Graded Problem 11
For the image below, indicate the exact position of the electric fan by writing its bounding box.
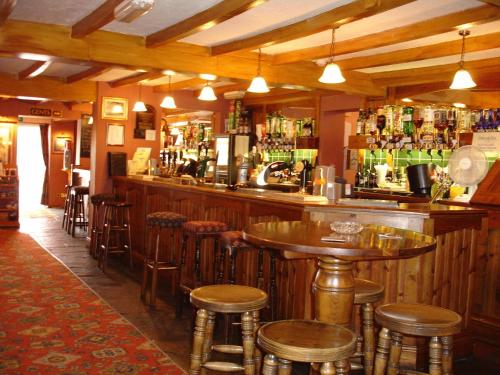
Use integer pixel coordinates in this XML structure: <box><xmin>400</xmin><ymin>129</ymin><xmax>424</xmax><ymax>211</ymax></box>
<box><xmin>447</xmin><ymin>145</ymin><xmax>489</xmax><ymax>202</ymax></box>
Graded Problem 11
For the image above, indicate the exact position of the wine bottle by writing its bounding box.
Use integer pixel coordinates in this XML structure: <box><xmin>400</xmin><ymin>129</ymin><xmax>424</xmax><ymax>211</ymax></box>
<box><xmin>402</xmin><ymin>106</ymin><xmax>414</xmax><ymax>141</ymax></box>
<box><xmin>356</xmin><ymin>109</ymin><xmax>365</xmax><ymax>135</ymax></box>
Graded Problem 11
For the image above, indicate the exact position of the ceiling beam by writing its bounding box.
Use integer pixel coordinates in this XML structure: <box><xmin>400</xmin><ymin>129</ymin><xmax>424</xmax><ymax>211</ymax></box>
<box><xmin>17</xmin><ymin>61</ymin><xmax>51</xmax><ymax>79</ymax></box>
<box><xmin>479</xmin><ymin>1</ymin><xmax>500</xmax><ymax>7</ymax></box>
<box><xmin>0</xmin><ymin>20</ymin><xmax>383</xmax><ymax>96</ymax></box>
<box><xmin>109</xmin><ymin>71</ymin><xmax>165</xmax><ymax>88</ymax></box>
<box><xmin>65</xmin><ymin>65</ymin><xmax>111</xmax><ymax>84</ymax></box>
<box><xmin>414</xmin><ymin>90</ymin><xmax>500</xmax><ymax>109</ymax></box>
<box><xmin>71</xmin><ymin>0</ymin><xmax>125</xmax><ymax>38</ymax></box>
<box><xmin>0</xmin><ymin>0</ymin><xmax>17</xmax><ymax>26</ymax></box>
<box><xmin>243</xmin><ymin>91</ymin><xmax>316</xmax><ymax>106</ymax></box>
<box><xmin>213</xmin><ymin>83</ymin><xmax>249</xmax><ymax>95</ymax></box>
<box><xmin>153</xmin><ymin>77</ymin><xmax>208</xmax><ymax>92</ymax></box>
<box><xmin>273</xmin><ymin>4</ymin><xmax>500</xmax><ymax>65</ymax></box>
<box><xmin>211</xmin><ymin>0</ymin><xmax>415</xmax><ymax>56</ymax></box>
<box><xmin>146</xmin><ymin>0</ymin><xmax>267</xmax><ymax>48</ymax></box>
<box><xmin>337</xmin><ymin>31</ymin><xmax>500</xmax><ymax>71</ymax></box>
<box><xmin>0</xmin><ymin>72</ymin><xmax>96</xmax><ymax>102</ymax></box>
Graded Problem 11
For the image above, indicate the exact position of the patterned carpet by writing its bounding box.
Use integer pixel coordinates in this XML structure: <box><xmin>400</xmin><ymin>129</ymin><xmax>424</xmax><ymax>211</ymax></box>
<box><xmin>0</xmin><ymin>230</ymin><xmax>185</xmax><ymax>374</ymax></box>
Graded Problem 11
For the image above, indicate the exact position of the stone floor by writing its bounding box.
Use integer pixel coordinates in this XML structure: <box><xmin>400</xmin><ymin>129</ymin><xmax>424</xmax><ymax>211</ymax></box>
<box><xmin>18</xmin><ymin>208</ymin><xmax>499</xmax><ymax>375</ymax></box>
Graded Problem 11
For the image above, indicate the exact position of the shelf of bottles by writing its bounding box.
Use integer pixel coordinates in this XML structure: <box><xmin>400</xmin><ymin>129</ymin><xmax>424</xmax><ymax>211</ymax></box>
<box><xmin>352</xmin><ymin>105</ymin><xmax>500</xmax><ymax>152</ymax></box>
<box><xmin>0</xmin><ymin>170</ymin><xmax>19</xmax><ymax>227</ymax></box>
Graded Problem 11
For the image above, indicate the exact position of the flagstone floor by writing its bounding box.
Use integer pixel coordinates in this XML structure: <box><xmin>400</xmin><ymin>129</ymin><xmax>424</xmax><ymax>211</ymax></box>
<box><xmin>18</xmin><ymin>208</ymin><xmax>499</xmax><ymax>375</ymax></box>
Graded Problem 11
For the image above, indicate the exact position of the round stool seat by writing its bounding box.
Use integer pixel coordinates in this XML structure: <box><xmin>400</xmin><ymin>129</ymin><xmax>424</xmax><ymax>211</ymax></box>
<box><xmin>258</xmin><ymin>320</ymin><xmax>356</xmax><ymax>363</ymax></box>
<box><xmin>183</xmin><ymin>220</ymin><xmax>228</xmax><ymax>233</ymax></box>
<box><xmin>190</xmin><ymin>284</ymin><xmax>268</xmax><ymax>313</ymax></box>
<box><xmin>354</xmin><ymin>278</ymin><xmax>384</xmax><ymax>304</ymax></box>
<box><xmin>146</xmin><ymin>211</ymin><xmax>187</xmax><ymax>228</ymax></box>
<box><xmin>375</xmin><ymin>303</ymin><xmax>462</xmax><ymax>337</ymax></box>
<box><xmin>90</xmin><ymin>193</ymin><xmax>115</xmax><ymax>204</ymax></box>
<box><xmin>72</xmin><ymin>186</ymin><xmax>89</xmax><ymax>194</ymax></box>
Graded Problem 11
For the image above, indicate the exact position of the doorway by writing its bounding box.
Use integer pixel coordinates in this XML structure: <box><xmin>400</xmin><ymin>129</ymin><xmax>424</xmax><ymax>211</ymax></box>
<box><xmin>16</xmin><ymin>124</ymin><xmax>47</xmax><ymax>216</ymax></box>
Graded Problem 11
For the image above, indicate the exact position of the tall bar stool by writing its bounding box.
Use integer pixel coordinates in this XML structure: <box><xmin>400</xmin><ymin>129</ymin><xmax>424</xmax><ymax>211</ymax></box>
<box><xmin>258</xmin><ymin>320</ymin><xmax>356</xmax><ymax>375</ymax></box>
<box><xmin>61</xmin><ymin>184</ymin><xmax>73</xmax><ymax>230</ymax></box>
<box><xmin>141</xmin><ymin>211</ymin><xmax>187</xmax><ymax>307</ymax></box>
<box><xmin>89</xmin><ymin>193</ymin><xmax>115</xmax><ymax>259</ymax></box>
<box><xmin>68</xmin><ymin>186</ymin><xmax>89</xmax><ymax>237</ymax></box>
<box><xmin>353</xmin><ymin>278</ymin><xmax>385</xmax><ymax>375</ymax></box>
<box><xmin>177</xmin><ymin>220</ymin><xmax>228</xmax><ymax>316</ymax></box>
<box><xmin>98</xmin><ymin>201</ymin><xmax>133</xmax><ymax>272</ymax></box>
<box><xmin>373</xmin><ymin>303</ymin><xmax>462</xmax><ymax>375</ymax></box>
<box><xmin>189</xmin><ymin>284</ymin><xmax>268</xmax><ymax>375</ymax></box>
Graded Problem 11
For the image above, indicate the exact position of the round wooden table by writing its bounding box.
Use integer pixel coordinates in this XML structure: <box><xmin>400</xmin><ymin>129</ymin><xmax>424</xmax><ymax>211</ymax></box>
<box><xmin>242</xmin><ymin>221</ymin><xmax>436</xmax><ymax>326</ymax></box>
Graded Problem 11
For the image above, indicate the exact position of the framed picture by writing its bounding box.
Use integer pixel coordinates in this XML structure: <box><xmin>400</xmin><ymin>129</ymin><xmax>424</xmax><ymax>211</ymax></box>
<box><xmin>106</xmin><ymin>123</ymin><xmax>125</xmax><ymax>146</ymax></box>
<box><xmin>101</xmin><ymin>97</ymin><xmax>128</xmax><ymax>120</ymax></box>
<box><xmin>53</xmin><ymin>136</ymin><xmax>71</xmax><ymax>153</ymax></box>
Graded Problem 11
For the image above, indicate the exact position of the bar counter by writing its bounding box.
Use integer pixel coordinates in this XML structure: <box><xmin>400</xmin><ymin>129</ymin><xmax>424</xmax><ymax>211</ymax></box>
<box><xmin>113</xmin><ymin>176</ymin><xmax>487</xmax><ymax>362</ymax></box>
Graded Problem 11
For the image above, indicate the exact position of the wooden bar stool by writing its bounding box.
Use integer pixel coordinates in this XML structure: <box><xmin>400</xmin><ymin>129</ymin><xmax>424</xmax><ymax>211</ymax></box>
<box><xmin>61</xmin><ymin>184</ymin><xmax>73</xmax><ymax>230</ymax></box>
<box><xmin>373</xmin><ymin>303</ymin><xmax>462</xmax><ymax>375</ymax></box>
<box><xmin>141</xmin><ymin>211</ymin><xmax>187</xmax><ymax>307</ymax></box>
<box><xmin>257</xmin><ymin>320</ymin><xmax>356</xmax><ymax>375</ymax></box>
<box><xmin>354</xmin><ymin>278</ymin><xmax>385</xmax><ymax>375</ymax></box>
<box><xmin>98</xmin><ymin>201</ymin><xmax>133</xmax><ymax>272</ymax></box>
<box><xmin>189</xmin><ymin>284</ymin><xmax>268</xmax><ymax>375</ymax></box>
<box><xmin>89</xmin><ymin>193</ymin><xmax>115</xmax><ymax>259</ymax></box>
<box><xmin>68</xmin><ymin>186</ymin><xmax>89</xmax><ymax>237</ymax></box>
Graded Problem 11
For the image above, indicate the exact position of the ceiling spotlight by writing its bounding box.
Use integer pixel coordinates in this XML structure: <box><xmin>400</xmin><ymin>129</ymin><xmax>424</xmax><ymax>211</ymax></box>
<box><xmin>115</xmin><ymin>0</ymin><xmax>155</xmax><ymax>23</ymax></box>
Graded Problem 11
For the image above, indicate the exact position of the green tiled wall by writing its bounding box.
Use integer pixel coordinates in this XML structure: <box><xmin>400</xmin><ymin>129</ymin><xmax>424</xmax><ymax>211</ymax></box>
<box><xmin>265</xmin><ymin>149</ymin><xmax>318</xmax><ymax>165</ymax></box>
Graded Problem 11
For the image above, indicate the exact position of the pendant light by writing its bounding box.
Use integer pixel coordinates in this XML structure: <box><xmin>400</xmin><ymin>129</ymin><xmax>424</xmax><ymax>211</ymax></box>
<box><xmin>449</xmin><ymin>29</ymin><xmax>476</xmax><ymax>90</ymax></box>
<box><xmin>132</xmin><ymin>83</ymin><xmax>147</xmax><ymax>112</ymax></box>
<box><xmin>247</xmin><ymin>49</ymin><xmax>269</xmax><ymax>93</ymax></box>
<box><xmin>319</xmin><ymin>28</ymin><xmax>345</xmax><ymax>84</ymax></box>
<box><xmin>160</xmin><ymin>74</ymin><xmax>177</xmax><ymax>109</ymax></box>
<box><xmin>198</xmin><ymin>82</ymin><xmax>217</xmax><ymax>101</ymax></box>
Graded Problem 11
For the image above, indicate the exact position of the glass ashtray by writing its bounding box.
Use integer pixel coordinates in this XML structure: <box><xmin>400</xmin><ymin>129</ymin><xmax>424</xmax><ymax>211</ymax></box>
<box><xmin>330</xmin><ymin>221</ymin><xmax>363</xmax><ymax>235</ymax></box>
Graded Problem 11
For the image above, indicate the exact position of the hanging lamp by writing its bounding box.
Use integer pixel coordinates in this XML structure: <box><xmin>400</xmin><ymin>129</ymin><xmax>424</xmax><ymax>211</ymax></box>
<box><xmin>449</xmin><ymin>29</ymin><xmax>476</xmax><ymax>90</ymax></box>
<box><xmin>198</xmin><ymin>82</ymin><xmax>217</xmax><ymax>101</ymax></box>
<box><xmin>319</xmin><ymin>28</ymin><xmax>345</xmax><ymax>84</ymax></box>
<box><xmin>132</xmin><ymin>83</ymin><xmax>147</xmax><ymax>112</ymax></box>
<box><xmin>160</xmin><ymin>74</ymin><xmax>177</xmax><ymax>109</ymax></box>
<box><xmin>247</xmin><ymin>49</ymin><xmax>270</xmax><ymax>93</ymax></box>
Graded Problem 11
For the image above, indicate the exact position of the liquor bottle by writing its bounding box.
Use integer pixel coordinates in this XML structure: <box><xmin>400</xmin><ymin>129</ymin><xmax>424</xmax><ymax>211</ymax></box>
<box><xmin>356</xmin><ymin>109</ymin><xmax>365</xmax><ymax>135</ymax></box>
<box><xmin>376</xmin><ymin>107</ymin><xmax>386</xmax><ymax>141</ymax></box>
<box><xmin>402</xmin><ymin>106</ymin><xmax>414</xmax><ymax>142</ymax></box>
<box><xmin>422</xmin><ymin>106</ymin><xmax>435</xmax><ymax>143</ymax></box>
<box><xmin>385</xmin><ymin>105</ymin><xmax>395</xmax><ymax>137</ymax></box>
<box><xmin>486</xmin><ymin>109</ymin><xmax>494</xmax><ymax>131</ymax></box>
<box><xmin>495</xmin><ymin>108</ymin><xmax>500</xmax><ymax>131</ymax></box>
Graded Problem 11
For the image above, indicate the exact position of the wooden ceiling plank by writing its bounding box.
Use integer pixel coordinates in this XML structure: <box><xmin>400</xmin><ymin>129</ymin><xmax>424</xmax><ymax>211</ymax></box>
<box><xmin>0</xmin><ymin>0</ymin><xmax>17</xmax><ymax>26</ymax></box>
<box><xmin>211</xmin><ymin>0</ymin><xmax>415</xmax><ymax>56</ymax></box>
<box><xmin>0</xmin><ymin>72</ymin><xmax>96</xmax><ymax>102</ymax></box>
<box><xmin>146</xmin><ymin>0</ymin><xmax>267</xmax><ymax>48</ymax></box>
<box><xmin>273</xmin><ymin>4</ymin><xmax>500</xmax><ymax>65</ymax></box>
<box><xmin>109</xmin><ymin>71</ymin><xmax>165</xmax><ymax>88</ymax></box>
<box><xmin>0</xmin><ymin>20</ymin><xmax>383</xmax><ymax>96</ymax></box>
<box><xmin>479</xmin><ymin>1</ymin><xmax>500</xmax><ymax>7</ymax></box>
<box><xmin>65</xmin><ymin>65</ymin><xmax>111</xmax><ymax>84</ymax></box>
<box><xmin>337</xmin><ymin>32</ymin><xmax>500</xmax><ymax>71</ymax></box>
<box><xmin>17</xmin><ymin>61</ymin><xmax>50</xmax><ymax>79</ymax></box>
<box><xmin>393</xmin><ymin>82</ymin><xmax>451</xmax><ymax>99</ymax></box>
<box><xmin>153</xmin><ymin>77</ymin><xmax>208</xmax><ymax>92</ymax></box>
<box><xmin>243</xmin><ymin>91</ymin><xmax>316</xmax><ymax>106</ymax></box>
<box><xmin>71</xmin><ymin>0</ymin><xmax>125</xmax><ymax>38</ymax></box>
<box><xmin>213</xmin><ymin>83</ymin><xmax>249</xmax><ymax>95</ymax></box>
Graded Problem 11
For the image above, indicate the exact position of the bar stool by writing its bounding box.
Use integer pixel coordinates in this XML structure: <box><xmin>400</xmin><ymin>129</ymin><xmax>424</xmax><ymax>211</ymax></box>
<box><xmin>258</xmin><ymin>320</ymin><xmax>356</xmax><ymax>375</ymax></box>
<box><xmin>141</xmin><ymin>211</ymin><xmax>187</xmax><ymax>307</ymax></box>
<box><xmin>373</xmin><ymin>303</ymin><xmax>462</xmax><ymax>375</ymax></box>
<box><xmin>98</xmin><ymin>201</ymin><xmax>133</xmax><ymax>272</ymax></box>
<box><xmin>89</xmin><ymin>193</ymin><xmax>115</xmax><ymax>259</ymax></box>
<box><xmin>68</xmin><ymin>186</ymin><xmax>89</xmax><ymax>237</ymax></box>
<box><xmin>189</xmin><ymin>284</ymin><xmax>268</xmax><ymax>375</ymax></box>
<box><xmin>353</xmin><ymin>278</ymin><xmax>385</xmax><ymax>375</ymax></box>
<box><xmin>61</xmin><ymin>184</ymin><xmax>73</xmax><ymax>230</ymax></box>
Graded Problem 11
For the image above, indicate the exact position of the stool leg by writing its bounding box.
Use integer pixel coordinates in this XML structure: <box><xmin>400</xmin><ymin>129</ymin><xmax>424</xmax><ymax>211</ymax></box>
<box><xmin>125</xmin><ymin>207</ymin><xmax>133</xmax><ymax>270</ymax></box>
<box><xmin>150</xmin><ymin>233</ymin><xmax>161</xmax><ymax>307</ymax></box>
<box><xmin>277</xmin><ymin>359</ymin><xmax>291</xmax><ymax>375</ymax></box>
<box><xmin>257</xmin><ymin>248</ymin><xmax>264</xmax><ymax>290</ymax></box>
<box><xmin>141</xmin><ymin>228</ymin><xmax>153</xmax><ymax>301</ymax></box>
<box><xmin>241</xmin><ymin>311</ymin><xmax>256</xmax><ymax>375</ymax></box>
<box><xmin>269</xmin><ymin>252</ymin><xmax>277</xmax><ymax>321</ymax></box>
<box><xmin>194</xmin><ymin>236</ymin><xmax>202</xmax><ymax>285</ymax></box>
<box><xmin>201</xmin><ymin>311</ymin><xmax>216</xmax><ymax>363</ymax></box>
<box><xmin>441</xmin><ymin>336</ymin><xmax>453</xmax><ymax>375</ymax></box>
<box><xmin>252</xmin><ymin>310</ymin><xmax>262</xmax><ymax>373</ymax></box>
<box><xmin>362</xmin><ymin>302</ymin><xmax>375</xmax><ymax>375</ymax></box>
<box><xmin>429</xmin><ymin>336</ymin><xmax>443</xmax><ymax>375</ymax></box>
<box><xmin>190</xmin><ymin>309</ymin><xmax>208</xmax><ymax>375</ymax></box>
<box><xmin>212</xmin><ymin>238</ymin><xmax>219</xmax><ymax>284</ymax></box>
<box><xmin>229</xmin><ymin>247</ymin><xmax>238</xmax><ymax>284</ymax></box>
<box><xmin>262</xmin><ymin>354</ymin><xmax>278</xmax><ymax>375</ymax></box>
<box><xmin>217</xmin><ymin>243</ymin><xmax>226</xmax><ymax>284</ymax></box>
<box><xmin>333</xmin><ymin>359</ymin><xmax>350</xmax><ymax>375</ymax></box>
<box><xmin>176</xmin><ymin>234</ymin><xmax>188</xmax><ymax>318</ymax></box>
<box><xmin>320</xmin><ymin>362</ymin><xmax>335</xmax><ymax>375</ymax></box>
<box><xmin>387</xmin><ymin>331</ymin><xmax>403</xmax><ymax>375</ymax></box>
<box><xmin>374</xmin><ymin>327</ymin><xmax>391</xmax><ymax>375</ymax></box>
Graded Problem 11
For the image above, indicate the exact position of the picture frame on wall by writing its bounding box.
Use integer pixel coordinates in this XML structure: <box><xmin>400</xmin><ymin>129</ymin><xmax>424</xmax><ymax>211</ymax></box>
<box><xmin>53</xmin><ymin>136</ymin><xmax>71</xmax><ymax>153</ymax></box>
<box><xmin>101</xmin><ymin>97</ymin><xmax>128</xmax><ymax>120</ymax></box>
<box><xmin>106</xmin><ymin>123</ymin><xmax>125</xmax><ymax>146</ymax></box>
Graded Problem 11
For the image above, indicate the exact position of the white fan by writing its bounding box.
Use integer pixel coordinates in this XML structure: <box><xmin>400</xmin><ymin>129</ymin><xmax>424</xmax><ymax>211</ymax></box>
<box><xmin>448</xmin><ymin>145</ymin><xmax>489</xmax><ymax>201</ymax></box>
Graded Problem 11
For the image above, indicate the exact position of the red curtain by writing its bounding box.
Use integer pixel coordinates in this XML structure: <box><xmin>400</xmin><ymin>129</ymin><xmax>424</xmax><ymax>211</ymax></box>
<box><xmin>39</xmin><ymin>125</ymin><xmax>49</xmax><ymax>205</ymax></box>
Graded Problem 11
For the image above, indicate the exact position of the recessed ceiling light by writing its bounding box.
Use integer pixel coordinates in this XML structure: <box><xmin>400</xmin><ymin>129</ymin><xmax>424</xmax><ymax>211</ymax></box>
<box><xmin>163</xmin><ymin>70</ymin><xmax>176</xmax><ymax>76</ymax></box>
<box><xmin>17</xmin><ymin>96</ymin><xmax>49</xmax><ymax>101</ymax></box>
<box><xmin>200</xmin><ymin>73</ymin><xmax>217</xmax><ymax>81</ymax></box>
<box><xmin>18</xmin><ymin>53</ymin><xmax>51</xmax><ymax>61</ymax></box>
<box><xmin>401</xmin><ymin>98</ymin><xmax>413</xmax><ymax>103</ymax></box>
<box><xmin>453</xmin><ymin>102</ymin><xmax>466</xmax><ymax>108</ymax></box>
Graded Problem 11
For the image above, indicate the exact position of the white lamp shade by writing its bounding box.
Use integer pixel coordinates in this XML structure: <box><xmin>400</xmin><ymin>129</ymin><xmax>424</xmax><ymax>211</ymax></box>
<box><xmin>198</xmin><ymin>85</ymin><xmax>217</xmax><ymax>101</ymax></box>
<box><xmin>160</xmin><ymin>95</ymin><xmax>177</xmax><ymax>109</ymax></box>
<box><xmin>319</xmin><ymin>62</ymin><xmax>346</xmax><ymax>84</ymax></box>
<box><xmin>132</xmin><ymin>100</ymin><xmax>147</xmax><ymax>112</ymax></box>
<box><xmin>247</xmin><ymin>76</ymin><xmax>270</xmax><ymax>93</ymax></box>
<box><xmin>169</xmin><ymin>127</ymin><xmax>180</xmax><ymax>135</ymax></box>
<box><xmin>87</xmin><ymin>115</ymin><xmax>94</xmax><ymax>125</ymax></box>
<box><xmin>449</xmin><ymin>69</ymin><xmax>476</xmax><ymax>89</ymax></box>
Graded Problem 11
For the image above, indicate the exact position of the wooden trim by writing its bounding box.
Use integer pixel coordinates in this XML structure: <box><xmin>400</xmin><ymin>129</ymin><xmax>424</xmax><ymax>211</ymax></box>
<box><xmin>211</xmin><ymin>0</ymin><xmax>415</xmax><ymax>56</ymax></box>
<box><xmin>65</xmin><ymin>65</ymin><xmax>110</xmax><ymax>84</ymax></box>
<box><xmin>71</xmin><ymin>0</ymin><xmax>125</xmax><ymax>38</ymax></box>
<box><xmin>17</xmin><ymin>61</ymin><xmax>50</xmax><ymax>79</ymax></box>
<box><xmin>273</xmin><ymin>5</ymin><xmax>500</xmax><ymax>64</ymax></box>
<box><xmin>109</xmin><ymin>71</ymin><xmax>164</xmax><ymax>88</ymax></box>
<box><xmin>0</xmin><ymin>0</ymin><xmax>16</xmax><ymax>26</ymax></box>
<box><xmin>146</xmin><ymin>0</ymin><xmax>267</xmax><ymax>48</ymax></box>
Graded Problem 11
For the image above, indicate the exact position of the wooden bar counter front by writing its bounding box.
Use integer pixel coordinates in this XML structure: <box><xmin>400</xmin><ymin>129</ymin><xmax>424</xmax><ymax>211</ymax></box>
<box><xmin>113</xmin><ymin>176</ymin><xmax>487</xmax><ymax>364</ymax></box>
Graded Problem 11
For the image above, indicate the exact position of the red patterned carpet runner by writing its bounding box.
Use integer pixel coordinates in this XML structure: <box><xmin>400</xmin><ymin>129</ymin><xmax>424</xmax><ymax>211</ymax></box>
<box><xmin>0</xmin><ymin>230</ymin><xmax>184</xmax><ymax>374</ymax></box>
